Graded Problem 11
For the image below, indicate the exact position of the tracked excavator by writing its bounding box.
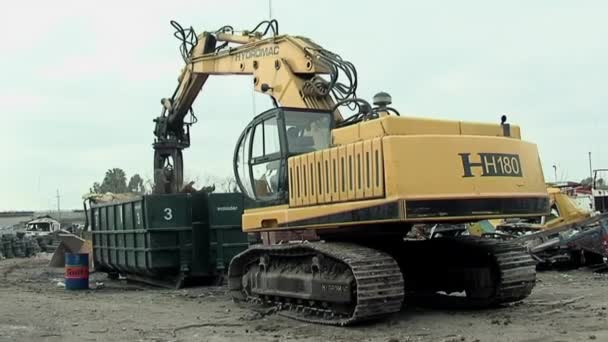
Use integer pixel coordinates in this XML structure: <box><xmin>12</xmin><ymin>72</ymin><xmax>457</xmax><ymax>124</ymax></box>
<box><xmin>153</xmin><ymin>20</ymin><xmax>550</xmax><ymax>325</ymax></box>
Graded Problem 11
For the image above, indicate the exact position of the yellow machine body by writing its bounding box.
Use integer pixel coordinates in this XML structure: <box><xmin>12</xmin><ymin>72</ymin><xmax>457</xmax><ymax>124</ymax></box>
<box><xmin>243</xmin><ymin>115</ymin><xmax>548</xmax><ymax>232</ymax></box>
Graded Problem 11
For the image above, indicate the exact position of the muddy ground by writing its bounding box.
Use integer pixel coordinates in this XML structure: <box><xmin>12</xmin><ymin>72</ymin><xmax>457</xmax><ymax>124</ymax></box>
<box><xmin>0</xmin><ymin>256</ymin><xmax>607</xmax><ymax>342</ymax></box>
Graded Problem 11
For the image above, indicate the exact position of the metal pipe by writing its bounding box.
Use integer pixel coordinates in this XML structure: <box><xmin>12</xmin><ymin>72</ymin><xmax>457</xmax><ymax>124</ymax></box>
<box><xmin>589</xmin><ymin>151</ymin><xmax>593</xmax><ymax>180</ymax></box>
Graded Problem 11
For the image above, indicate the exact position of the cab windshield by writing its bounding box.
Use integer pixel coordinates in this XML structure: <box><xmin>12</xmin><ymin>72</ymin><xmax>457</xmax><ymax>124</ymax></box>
<box><xmin>284</xmin><ymin>110</ymin><xmax>331</xmax><ymax>154</ymax></box>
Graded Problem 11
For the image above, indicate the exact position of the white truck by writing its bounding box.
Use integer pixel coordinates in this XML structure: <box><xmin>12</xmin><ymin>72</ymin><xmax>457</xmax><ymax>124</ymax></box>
<box><xmin>24</xmin><ymin>216</ymin><xmax>61</xmax><ymax>237</ymax></box>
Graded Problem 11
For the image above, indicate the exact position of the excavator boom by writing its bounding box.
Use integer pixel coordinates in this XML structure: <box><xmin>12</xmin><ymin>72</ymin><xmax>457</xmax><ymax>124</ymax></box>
<box><xmin>153</xmin><ymin>21</ymin><xmax>355</xmax><ymax>193</ymax></box>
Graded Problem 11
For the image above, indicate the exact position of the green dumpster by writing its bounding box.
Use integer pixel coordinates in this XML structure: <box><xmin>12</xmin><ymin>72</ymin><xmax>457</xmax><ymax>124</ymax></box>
<box><xmin>89</xmin><ymin>192</ymin><xmax>249</xmax><ymax>287</ymax></box>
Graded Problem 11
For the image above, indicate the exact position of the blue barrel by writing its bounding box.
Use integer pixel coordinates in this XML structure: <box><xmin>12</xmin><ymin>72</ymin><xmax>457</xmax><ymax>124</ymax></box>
<box><xmin>65</xmin><ymin>253</ymin><xmax>89</xmax><ymax>290</ymax></box>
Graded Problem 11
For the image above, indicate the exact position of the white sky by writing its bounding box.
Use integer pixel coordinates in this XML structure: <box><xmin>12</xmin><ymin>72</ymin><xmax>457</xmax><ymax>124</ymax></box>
<box><xmin>1</xmin><ymin>0</ymin><xmax>607</xmax><ymax>210</ymax></box>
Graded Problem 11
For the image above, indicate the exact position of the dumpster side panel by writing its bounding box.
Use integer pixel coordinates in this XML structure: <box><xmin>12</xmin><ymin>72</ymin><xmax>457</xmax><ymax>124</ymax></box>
<box><xmin>133</xmin><ymin>201</ymin><xmax>146</xmax><ymax>270</ymax></box>
<box><xmin>191</xmin><ymin>193</ymin><xmax>211</xmax><ymax>275</ymax></box>
<box><xmin>124</xmin><ymin>202</ymin><xmax>136</xmax><ymax>271</ymax></box>
<box><xmin>108</xmin><ymin>205</ymin><xmax>117</xmax><ymax>268</ymax></box>
<box><xmin>101</xmin><ymin>206</ymin><xmax>107</xmax><ymax>266</ymax></box>
<box><xmin>116</xmin><ymin>204</ymin><xmax>126</xmax><ymax>269</ymax></box>
<box><xmin>91</xmin><ymin>195</ymin><xmax>192</xmax><ymax>277</ymax></box>
<box><xmin>208</xmin><ymin>193</ymin><xmax>249</xmax><ymax>273</ymax></box>
<box><xmin>144</xmin><ymin>194</ymin><xmax>192</xmax><ymax>271</ymax></box>
<box><xmin>91</xmin><ymin>207</ymin><xmax>103</xmax><ymax>270</ymax></box>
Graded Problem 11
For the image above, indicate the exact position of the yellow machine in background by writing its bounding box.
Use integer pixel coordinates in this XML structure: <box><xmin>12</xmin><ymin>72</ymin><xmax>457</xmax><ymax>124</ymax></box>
<box><xmin>154</xmin><ymin>20</ymin><xmax>549</xmax><ymax>325</ymax></box>
<box><xmin>489</xmin><ymin>187</ymin><xmax>593</xmax><ymax>236</ymax></box>
<box><xmin>543</xmin><ymin>188</ymin><xmax>593</xmax><ymax>228</ymax></box>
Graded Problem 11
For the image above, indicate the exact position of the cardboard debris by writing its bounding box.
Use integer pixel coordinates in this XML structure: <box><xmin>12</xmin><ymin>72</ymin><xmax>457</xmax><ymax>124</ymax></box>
<box><xmin>49</xmin><ymin>233</ymin><xmax>93</xmax><ymax>269</ymax></box>
<box><xmin>83</xmin><ymin>192</ymin><xmax>139</xmax><ymax>204</ymax></box>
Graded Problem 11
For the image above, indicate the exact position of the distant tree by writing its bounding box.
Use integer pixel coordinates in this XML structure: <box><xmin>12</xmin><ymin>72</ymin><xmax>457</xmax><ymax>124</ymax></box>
<box><xmin>90</xmin><ymin>171</ymin><xmax>237</xmax><ymax>195</ymax></box>
<box><xmin>90</xmin><ymin>168</ymin><xmax>128</xmax><ymax>194</ymax></box>
<box><xmin>102</xmin><ymin>168</ymin><xmax>128</xmax><ymax>193</ymax></box>
<box><xmin>127</xmin><ymin>174</ymin><xmax>145</xmax><ymax>194</ymax></box>
<box><xmin>90</xmin><ymin>182</ymin><xmax>102</xmax><ymax>194</ymax></box>
<box><xmin>581</xmin><ymin>177</ymin><xmax>606</xmax><ymax>188</ymax></box>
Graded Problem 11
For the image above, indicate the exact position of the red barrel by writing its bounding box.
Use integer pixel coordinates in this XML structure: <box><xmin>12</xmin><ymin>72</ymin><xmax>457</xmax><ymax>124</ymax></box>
<box><xmin>65</xmin><ymin>253</ymin><xmax>89</xmax><ymax>290</ymax></box>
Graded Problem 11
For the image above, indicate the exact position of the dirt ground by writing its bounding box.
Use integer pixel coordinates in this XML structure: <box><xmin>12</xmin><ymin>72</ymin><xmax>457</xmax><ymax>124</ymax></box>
<box><xmin>1</xmin><ymin>256</ymin><xmax>607</xmax><ymax>342</ymax></box>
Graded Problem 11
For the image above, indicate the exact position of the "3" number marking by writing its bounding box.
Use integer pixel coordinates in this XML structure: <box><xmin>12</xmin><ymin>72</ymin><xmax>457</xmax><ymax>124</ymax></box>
<box><xmin>163</xmin><ymin>208</ymin><xmax>173</xmax><ymax>221</ymax></box>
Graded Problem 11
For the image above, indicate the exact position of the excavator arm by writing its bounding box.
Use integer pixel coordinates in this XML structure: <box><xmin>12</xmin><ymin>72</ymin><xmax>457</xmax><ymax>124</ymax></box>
<box><xmin>153</xmin><ymin>21</ymin><xmax>356</xmax><ymax>193</ymax></box>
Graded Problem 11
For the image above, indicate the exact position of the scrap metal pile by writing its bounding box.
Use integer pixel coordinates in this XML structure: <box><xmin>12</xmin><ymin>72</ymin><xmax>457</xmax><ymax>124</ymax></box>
<box><xmin>493</xmin><ymin>188</ymin><xmax>608</xmax><ymax>271</ymax></box>
<box><xmin>411</xmin><ymin>188</ymin><xmax>608</xmax><ymax>273</ymax></box>
<box><xmin>513</xmin><ymin>213</ymin><xmax>608</xmax><ymax>270</ymax></box>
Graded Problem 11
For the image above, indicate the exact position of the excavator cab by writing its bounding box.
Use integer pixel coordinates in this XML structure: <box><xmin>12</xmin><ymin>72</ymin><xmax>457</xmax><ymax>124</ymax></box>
<box><xmin>233</xmin><ymin>107</ymin><xmax>333</xmax><ymax>205</ymax></box>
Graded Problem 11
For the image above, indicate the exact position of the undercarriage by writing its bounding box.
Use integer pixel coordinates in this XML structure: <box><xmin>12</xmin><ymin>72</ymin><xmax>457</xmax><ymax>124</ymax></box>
<box><xmin>228</xmin><ymin>230</ymin><xmax>536</xmax><ymax>325</ymax></box>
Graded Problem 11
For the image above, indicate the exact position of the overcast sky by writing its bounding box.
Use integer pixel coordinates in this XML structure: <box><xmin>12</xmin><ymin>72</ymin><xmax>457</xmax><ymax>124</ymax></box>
<box><xmin>1</xmin><ymin>0</ymin><xmax>606</xmax><ymax>210</ymax></box>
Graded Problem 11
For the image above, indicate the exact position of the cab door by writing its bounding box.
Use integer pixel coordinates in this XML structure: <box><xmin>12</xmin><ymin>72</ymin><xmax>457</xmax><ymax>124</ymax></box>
<box><xmin>234</xmin><ymin>108</ymin><xmax>288</xmax><ymax>205</ymax></box>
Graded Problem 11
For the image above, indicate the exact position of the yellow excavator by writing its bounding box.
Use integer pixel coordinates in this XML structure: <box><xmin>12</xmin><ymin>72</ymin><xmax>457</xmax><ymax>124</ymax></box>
<box><xmin>153</xmin><ymin>20</ymin><xmax>549</xmax><ymax>325</ymax></box>
<box><xmin>463</xmin><ymin>188</ymin><xmax>594</xmax><ymax>239</ymax></box>
<box><xmin>488</xmin><ymin>187</ymin><xmax>594</xmax><ymax>236</ymax></box>
<box><xmin>542</xmin><ymin>188</ymin><xmax>593</xmax><ymax>228</ymax></box>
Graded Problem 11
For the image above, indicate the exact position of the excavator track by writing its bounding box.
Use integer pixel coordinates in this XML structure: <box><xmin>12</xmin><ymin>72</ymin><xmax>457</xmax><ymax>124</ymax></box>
<box><xmin>484</xmin><ymin>239</ymin><xmax>537</xmax><ymax>304</ymax></box>
<box><xmin>396</xmin><ymin>237</ymin><xmax>536</xmax><ymax>308</ymax></box>
<box><xmin>228</xmin><ymin>242</ymin><xmax>404</xmax><ymax>326</ymax></box>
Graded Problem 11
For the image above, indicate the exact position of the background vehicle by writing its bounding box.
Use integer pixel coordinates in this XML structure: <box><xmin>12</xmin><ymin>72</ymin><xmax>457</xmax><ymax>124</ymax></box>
<box><xmin>24</xmin><ymin>216</ymin><xmax>61</xmax><ymax>237</ymax></box>
<box><xmin>592</xmin><ymin>169</ymin><xmax>608</xmax><ymax>212</ymax></box>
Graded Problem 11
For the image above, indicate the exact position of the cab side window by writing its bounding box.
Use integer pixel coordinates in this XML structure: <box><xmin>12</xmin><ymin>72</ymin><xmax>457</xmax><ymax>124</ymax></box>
<box><xmin>250</xmin><ymin>117</ymin><xmax>282</xmax><ymax>198</ymax></box>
